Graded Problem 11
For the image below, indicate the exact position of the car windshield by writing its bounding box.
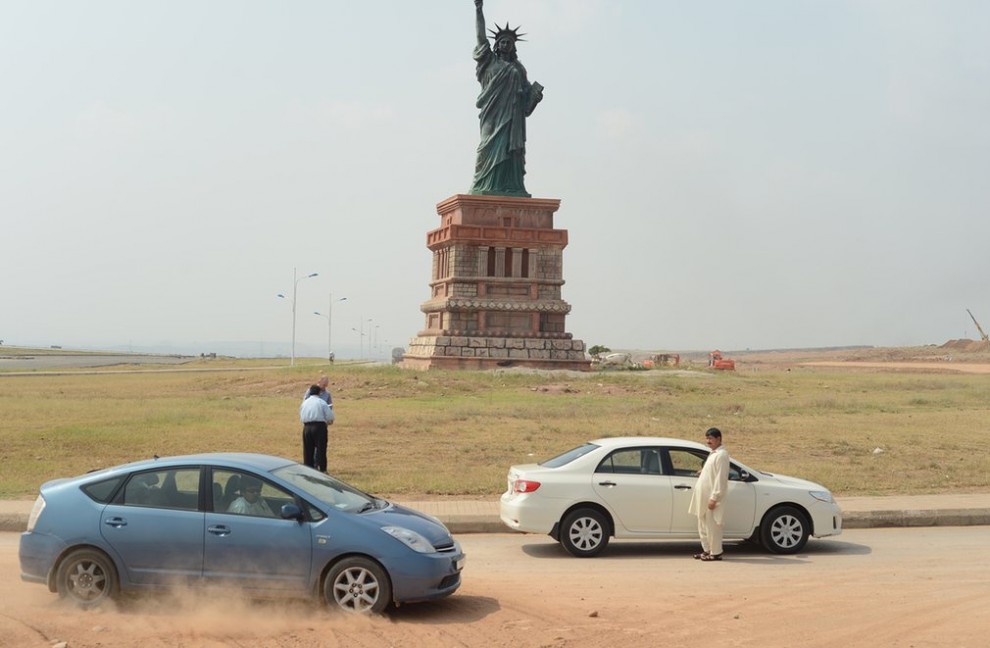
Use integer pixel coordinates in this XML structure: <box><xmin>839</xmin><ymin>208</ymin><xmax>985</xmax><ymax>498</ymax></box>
<box><xmin>272</xmin><ymin>464</ymin><xmax>377</xmax><ymax>513</ymax></box>
<box><xmin>540</xmin><ymin>443</ymin><xmax>600</xmax><ymax>468</ymax></box>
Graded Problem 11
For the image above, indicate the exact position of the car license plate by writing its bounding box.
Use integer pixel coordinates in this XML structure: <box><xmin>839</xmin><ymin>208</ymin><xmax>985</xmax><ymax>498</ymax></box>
<box><xmin>455</xmin><ymin>557</ymin><xmax>465</xmax><ymax>571</ymax></box>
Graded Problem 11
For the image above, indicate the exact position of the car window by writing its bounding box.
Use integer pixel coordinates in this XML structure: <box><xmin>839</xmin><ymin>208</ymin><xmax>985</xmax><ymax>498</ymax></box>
<box><xmin>596</xmin><ymin>448</ymin><xmax>661</xmax><ymax>475</ymax></box>
<box><xmin>668</xmin><ymin>449</ymin><xmax>706</xmax><ymax>477</ymax></box>
<box><xmin>122</xmin><ymin>468</ymin><xmax>200</xmax><ymax>511</ymax></box>
<box><xmin>81</xmin><ymin>476</ymin><xmax>125</xmax><ymax>503</ymax></box>
<box><xmin>667</xmin><ymin>450</ymin><xmax>747</xmax><ymax>481</ymax></box>
<box><xmin>540</xmin><ymin>443</ymin><xmax>599</xmax><ymax>468</ymax></box>
<box><xmin>273</xmin><ymin>464</ymin><xmax>375</xmax><ymax>513</ymax></box>
<box><xmin>213</xmin><ymin>470</ymin><xmax>293</xmax><ymax>518</ymax></box>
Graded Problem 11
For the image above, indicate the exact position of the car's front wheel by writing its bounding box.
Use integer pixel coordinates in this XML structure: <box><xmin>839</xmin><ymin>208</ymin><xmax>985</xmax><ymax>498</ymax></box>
<box><xmin>560</xmin><ymin>508</ymin><xmax>609</xmax><ymax>558</ymax></box>
<box><xmin>760</xmin><ymin>506</ymin><xmax>810</xmax><ymax>554</ymax></box>
<box><xmin>325</xmin><ymin>557</ymin><xmax>392</xmax><ymax>614</ymax></box>
<box><xmin>55</xmin><ymin>548</ymin><xmax>118</xmax><ymax>608</ymax></box>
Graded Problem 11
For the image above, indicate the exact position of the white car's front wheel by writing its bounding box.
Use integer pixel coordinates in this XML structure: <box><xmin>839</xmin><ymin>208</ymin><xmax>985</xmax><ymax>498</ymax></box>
<box><xmin>761</xmin><ymin>506</ymin><xmax>810</xmax><ymax>554</ymax></box>
<box><xmin>560</xmin><ymin>508</ymin><xmax>609</xmax><ymax>558</ymax></box>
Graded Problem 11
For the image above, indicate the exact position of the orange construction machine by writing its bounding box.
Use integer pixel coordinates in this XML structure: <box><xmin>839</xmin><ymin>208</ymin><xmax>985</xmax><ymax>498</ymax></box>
<box><xmin>708</xmin><ymin>350</ymin><xmax>735</xmax><ymax>370</ymax></box>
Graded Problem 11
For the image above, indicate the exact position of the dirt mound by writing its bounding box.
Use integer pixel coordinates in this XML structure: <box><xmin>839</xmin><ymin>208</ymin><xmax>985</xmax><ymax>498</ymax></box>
<box><xmin>940</xmin><ymin>339</ymin><xmax>989</xmax><ymax>352</ymax></box>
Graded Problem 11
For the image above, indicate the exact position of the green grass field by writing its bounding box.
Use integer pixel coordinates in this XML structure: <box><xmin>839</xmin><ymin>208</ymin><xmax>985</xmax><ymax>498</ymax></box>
<box><xmin>1</xmin><ymin>358</ymin><xmax>988</xmax><ymax>499</ymax></box>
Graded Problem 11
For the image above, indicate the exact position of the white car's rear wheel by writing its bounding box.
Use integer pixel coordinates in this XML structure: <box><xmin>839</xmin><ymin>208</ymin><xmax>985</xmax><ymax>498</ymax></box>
<box><xmin>560</xmin><ymin>508</ymin><xmax>609</xmax><ymax>558</ymax></box>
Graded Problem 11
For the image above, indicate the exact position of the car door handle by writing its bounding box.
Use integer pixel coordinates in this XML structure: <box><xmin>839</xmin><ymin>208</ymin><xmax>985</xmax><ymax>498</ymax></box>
<box><xmin>597</xmin><ymin>481</ymin><xmax>617</xmax><ymax>487</ymax></box>
<box><xmin>674</xmin><ymin>484</ymin><xmax>693</xmax><ymax>490</ymax></box>
<box><xmin>104</xmin><ymin>517</ymin><xmax>127</xmax><ymax>528</ymax></box>
<box><xmin>208</xmin><ymin>525</ymin><xmax>231</xmax><ymax>536</ymax></box>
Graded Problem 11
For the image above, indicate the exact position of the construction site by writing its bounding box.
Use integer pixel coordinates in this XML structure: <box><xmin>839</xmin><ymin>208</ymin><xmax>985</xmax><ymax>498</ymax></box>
<box><xmin>584</xmin><ymin>309</ymin><xmax>990</xmax><ymax>373</ymax></box>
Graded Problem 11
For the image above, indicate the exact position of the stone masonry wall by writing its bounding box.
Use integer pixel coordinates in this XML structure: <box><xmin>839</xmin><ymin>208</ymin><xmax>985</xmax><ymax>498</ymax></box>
<box><xmin>406</xmin><ymin>335</ymin><xmax>587</xmax><ymax>361</ymax></box>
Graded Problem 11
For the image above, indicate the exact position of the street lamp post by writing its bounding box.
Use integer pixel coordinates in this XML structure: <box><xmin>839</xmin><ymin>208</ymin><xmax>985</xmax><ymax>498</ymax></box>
<box><xmin>363</xmin><ymin>317</ymin><xmax>373</xmax><ymax>359</ymax></box>
<box><xmin>277</xmin><ymin>267</ymin><xmax>318</xmax><ymax>366</ymax></box>
<box><xmin>352</xmin><ymin>317</ymin><xmax>374</xmax><ymax>359</ymax></box>
<box><xmin>351</xmin><ymin>327</ymin><xmax>365</xmax><ymax>358</ymax></box>
<box><xmin>314</xmin><ymin>293</ymin><xmax>347</xmax><ymax>362</ymax></box>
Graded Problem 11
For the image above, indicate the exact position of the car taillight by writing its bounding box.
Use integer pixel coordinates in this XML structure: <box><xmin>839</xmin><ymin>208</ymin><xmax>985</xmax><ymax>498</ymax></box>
<box><xmin>513</xmin><ymin>479</ymin><xmax>541</xmax><ymax>494</ymax></box>
<box><xmin>26</xmin><ymin>495</ymin><xmax>46</xmax><ymax>532</ymax></box>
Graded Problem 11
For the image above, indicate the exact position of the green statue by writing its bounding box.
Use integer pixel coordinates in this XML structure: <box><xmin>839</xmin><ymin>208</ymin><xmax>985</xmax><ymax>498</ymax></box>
<box><xmin>470</xmin><ymin>0</ymin><xmax>544</xmax><ymax>198</ymax></box>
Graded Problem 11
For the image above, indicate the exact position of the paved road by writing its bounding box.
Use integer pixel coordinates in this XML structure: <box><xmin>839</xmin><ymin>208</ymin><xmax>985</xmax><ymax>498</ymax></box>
<box><xmin>4</xmin><ymin>493</ymin><xmax>989</xmax><ymax>534</ymax></box>
<box><xmin>0</xmin><ymin>353</ymin><xmax>193</xmax><ymax>372</ymax></box>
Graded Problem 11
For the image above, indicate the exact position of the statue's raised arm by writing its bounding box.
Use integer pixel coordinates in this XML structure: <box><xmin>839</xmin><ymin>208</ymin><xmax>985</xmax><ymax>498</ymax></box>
<box><xmin>475</xmin><ymin>0</ymin><xmax>488</xmax><ymax>48</ymax></box>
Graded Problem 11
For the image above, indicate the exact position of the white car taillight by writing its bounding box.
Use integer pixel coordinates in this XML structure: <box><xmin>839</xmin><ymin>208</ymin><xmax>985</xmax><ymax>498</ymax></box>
<box><xmin>513</xmin><ymin>479</ymin><xmax>541</xmax><ymax>494</ymax></box>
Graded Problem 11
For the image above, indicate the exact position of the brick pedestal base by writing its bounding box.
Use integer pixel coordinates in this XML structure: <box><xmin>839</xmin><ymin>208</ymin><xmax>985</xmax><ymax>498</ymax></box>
<box><xmin>401</xmin><ymin>194</ymin><xmax>590</xmax><ymax>372</ymax></box>
<box><xmin>402</xmin><ymin>335</ymin><xmax>589</xmax><ymax>371</ymax></box>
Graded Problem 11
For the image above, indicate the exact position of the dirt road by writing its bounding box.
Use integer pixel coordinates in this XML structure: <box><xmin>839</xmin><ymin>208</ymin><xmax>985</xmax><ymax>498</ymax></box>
<box><xmin>801</xmin><ymin>361</ymin><xmax>990</xmax><ymax>374</ymax></box>
<box><xmin>2</xmin><ymin>527</ymin><xmax>988</xmax><ymax>647</ymax></box>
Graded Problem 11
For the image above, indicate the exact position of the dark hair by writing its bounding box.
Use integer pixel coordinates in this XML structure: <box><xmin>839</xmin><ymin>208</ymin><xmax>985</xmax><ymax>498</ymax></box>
<box><xmin>705</xmin><ymin>427</ymin><xmax>722</xmax><ymax>439</ymax></box>
<box><xmin>308</xmin><ymin>384</ymin><xmax>321</xmax><ymax>396</ymax></box>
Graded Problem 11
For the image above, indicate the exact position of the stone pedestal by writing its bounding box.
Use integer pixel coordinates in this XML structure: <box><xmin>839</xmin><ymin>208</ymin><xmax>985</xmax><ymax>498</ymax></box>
<box><xmin>402</xmin><ymin>194</ymin><xmax>590</xmax><ymax>371</ymax></box>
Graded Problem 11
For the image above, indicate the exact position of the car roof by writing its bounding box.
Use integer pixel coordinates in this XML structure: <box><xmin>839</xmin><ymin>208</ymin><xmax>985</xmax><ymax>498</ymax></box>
<box><xmin>589</xmin><ymin>436</ymin><xmax>708</xmax><ymax>451</ymax></box>
<box><xmin>84</xmin><ymin>452</ymin><xmax>297</xmax><ymax>478</ymax></box>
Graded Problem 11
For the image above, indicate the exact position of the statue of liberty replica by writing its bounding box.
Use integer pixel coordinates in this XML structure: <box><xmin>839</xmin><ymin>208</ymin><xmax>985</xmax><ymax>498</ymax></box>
<box><xmin>470</xmin><ymin>0</ymin><xmax>544</xmax><ymax>198</ymax></box>
<box><xmin>401</xmin><ymin>0</ymin><xmax>589</xmax><ymax>372</ymax></box>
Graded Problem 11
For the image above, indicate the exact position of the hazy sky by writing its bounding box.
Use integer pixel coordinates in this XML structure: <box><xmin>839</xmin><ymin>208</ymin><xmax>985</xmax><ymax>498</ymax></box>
<box><xmin>2</xmin><ymin>1</ymin><xmax>989</xmax><ymax>358</ymax></box>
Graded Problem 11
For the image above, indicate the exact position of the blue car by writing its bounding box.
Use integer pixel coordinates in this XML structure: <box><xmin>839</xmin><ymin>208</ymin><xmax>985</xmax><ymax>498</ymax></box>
<box><xmin>19</xmin><ymin>453</ymin><xmax>465</xmax><ymax>613</ymax></box>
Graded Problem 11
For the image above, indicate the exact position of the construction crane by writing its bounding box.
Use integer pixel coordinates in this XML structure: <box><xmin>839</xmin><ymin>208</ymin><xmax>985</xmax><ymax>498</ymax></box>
<box><xmin>966</xmin><ymin>309</ymin><xmax>989</xmax><ymax>345</ymax></box>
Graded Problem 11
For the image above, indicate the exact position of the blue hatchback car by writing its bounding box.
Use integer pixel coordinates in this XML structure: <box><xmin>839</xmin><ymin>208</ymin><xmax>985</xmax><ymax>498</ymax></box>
<box><xmin>19</xmin><ymin>453</ymin><xmax>465</xmax><ymax>613</ymax></box>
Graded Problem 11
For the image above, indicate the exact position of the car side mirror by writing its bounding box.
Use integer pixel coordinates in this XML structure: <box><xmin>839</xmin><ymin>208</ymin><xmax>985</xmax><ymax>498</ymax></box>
<box><xmin>280</xmin><ymin>503</ymin><xmax>304</xmax><ymax>522</ymax></box>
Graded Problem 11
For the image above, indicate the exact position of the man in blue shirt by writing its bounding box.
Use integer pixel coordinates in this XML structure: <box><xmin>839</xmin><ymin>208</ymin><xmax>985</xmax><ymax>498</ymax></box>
<box><xmin>300</xmin><ymin>384</ymin><xmax>335</xmax><ymax>472</ymax></box>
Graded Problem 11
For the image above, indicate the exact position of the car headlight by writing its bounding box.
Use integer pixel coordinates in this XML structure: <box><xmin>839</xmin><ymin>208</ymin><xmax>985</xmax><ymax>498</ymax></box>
<box><xmin>809</xmin><ymin>490</ymin><xmax>834</xmax><ymax>503</ymax></box>
<box><xmin>381</xmin><ymin>526</ymin><xmax>436</xmax><ymax>554</ymax></box>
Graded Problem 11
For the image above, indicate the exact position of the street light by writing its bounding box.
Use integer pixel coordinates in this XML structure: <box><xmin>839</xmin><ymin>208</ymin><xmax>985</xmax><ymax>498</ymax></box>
<box><xmin>277</xmin><ymin>267</ymin><xmax>318</xmax><ymax>366</ymax></box>
<box><xmin>351</xmin><ymin>327</ymin><xmax>365</xmax><ymax>358</ymax></box>
<box><xmin>351</xmin><ymin>317</ymin><xmax>374</xmax><ymax>359</ymax></box>
<box><xmin>363</xmin><ymin>317</ymin><xmax>373</xmax><ymax>359</ymax></box>
<box><xmin>314</xmin><ymin>293</ymin><xmax>347</xmax><ymax>362</ymax></box>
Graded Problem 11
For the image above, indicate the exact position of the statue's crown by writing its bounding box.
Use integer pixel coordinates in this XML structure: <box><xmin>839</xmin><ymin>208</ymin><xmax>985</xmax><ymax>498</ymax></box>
<box><xmin>488</xmin><ymin>22</ymin><xmax>526</xmax><ymax>43</ymax></box>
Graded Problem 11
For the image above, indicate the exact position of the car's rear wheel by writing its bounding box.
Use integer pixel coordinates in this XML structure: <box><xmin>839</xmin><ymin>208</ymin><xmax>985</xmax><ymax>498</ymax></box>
<box><xmin>760</xmin><ymin>506</ymin><xmax>810</xmax><ymax>554</ymax></box>
<box><xmin>325</xmin><ymin>557</ymin><xmax>392</xmax><ymax>614</ymax></box>
<box><xmin>560</xmin><ymin>508</ymin><xmax>609</xmax><ymax>557</ymax></box>
<box><xmin>55</xmin><ymin>548</ymin><xmax>118</xmax><ymax>608</ymax></box>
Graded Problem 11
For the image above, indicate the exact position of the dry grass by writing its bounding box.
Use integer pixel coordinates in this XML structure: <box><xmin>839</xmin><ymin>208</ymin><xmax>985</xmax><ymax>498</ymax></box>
<box><xmin>1</xmin><ymin>359</ymin><xmax>988</xmax><ymax>499</ymax></box>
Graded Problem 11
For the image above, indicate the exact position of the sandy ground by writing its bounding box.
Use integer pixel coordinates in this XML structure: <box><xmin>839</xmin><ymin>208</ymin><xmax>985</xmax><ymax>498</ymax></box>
<box><xmin>3</xmin><ymin>527</ymin><xmax>989</xmax><ymax>648</ymax></box>
<box><xmin>716</xmin><ymin>344</ymin><xmax>990</xmax><ymax>374</ymax></box>
<box><xmin>800</xmin><ymin>361</ymin><xmax>990</xmax><ymax>374</ymax></box>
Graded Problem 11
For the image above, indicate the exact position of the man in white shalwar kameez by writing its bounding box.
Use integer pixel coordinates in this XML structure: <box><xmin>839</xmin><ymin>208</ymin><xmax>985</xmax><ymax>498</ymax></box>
<box><xmin>688</xmin><ymin>427</ymin><xmax>730</xmax><ymax>561</ymax></box>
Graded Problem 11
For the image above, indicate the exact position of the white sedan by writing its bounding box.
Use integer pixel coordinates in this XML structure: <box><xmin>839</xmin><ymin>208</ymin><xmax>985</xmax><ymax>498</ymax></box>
<box><xmin>500</xmin><ymin>437</ymin><xmax>842</xmax><ymax>557</ymax></box>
